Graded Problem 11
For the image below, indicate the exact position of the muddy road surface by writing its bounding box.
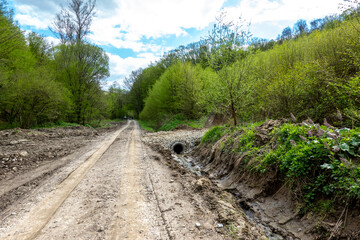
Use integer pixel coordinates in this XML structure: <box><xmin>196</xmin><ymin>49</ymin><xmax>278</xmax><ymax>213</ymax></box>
<box><xmin>0</xmin><ymin>121</ymin><xmax>266</xmax><ymax>240</ymax></box>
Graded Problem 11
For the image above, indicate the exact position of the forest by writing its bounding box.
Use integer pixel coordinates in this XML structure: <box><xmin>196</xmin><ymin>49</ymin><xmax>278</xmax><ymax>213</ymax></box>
<box><xmin>133</xmin><ymin>7</ymin><xmax>360</xmax><ymax>130</ymax></box>
<box><xmin>0</xmin><ymin>0</ymin><xmax>125</xmax><ymax>129</ymax></box>
<box><xmin>1</xmin><ymin>0</ymin><xmax>360</xmax><ymax>130</ymax></box>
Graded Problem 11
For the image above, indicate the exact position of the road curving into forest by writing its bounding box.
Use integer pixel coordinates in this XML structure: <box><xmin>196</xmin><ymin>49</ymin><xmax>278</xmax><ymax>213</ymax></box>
<box><xmin>0</xmin><ymin>120</ymin><xmax>265</xmax><ymax>240</ymax></box>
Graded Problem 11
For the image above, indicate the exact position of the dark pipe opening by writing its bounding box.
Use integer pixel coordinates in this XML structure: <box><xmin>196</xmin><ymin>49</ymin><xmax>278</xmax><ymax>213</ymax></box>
<box><xmin>172</xmin><ymin>142</ymin><xmax>184</xmax><ymax>154</ymax></box>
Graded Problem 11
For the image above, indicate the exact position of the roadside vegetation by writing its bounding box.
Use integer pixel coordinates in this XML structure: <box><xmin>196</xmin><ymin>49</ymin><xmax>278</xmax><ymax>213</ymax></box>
<box><xmin>198</xmin><ymin>118</ymin><xmax>360</xmax><ymax>239</ymax></box>
<box><xmin>0</xmin><ymin>0</ymin><xmax>128</xmax><ymax>129</ymax></box>
<box><xmin>2</xmin><ymin>0</ymin><xmax>360</xmax><ymax>131</ymax></box>
<box><xmin>127</xmin><ymin>1</ymin><xmax>360</xmax><ymax>132</ymax></box>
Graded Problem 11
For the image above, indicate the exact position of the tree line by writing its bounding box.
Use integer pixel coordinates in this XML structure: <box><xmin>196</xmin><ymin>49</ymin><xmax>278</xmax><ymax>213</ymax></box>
<box><xmin>0</xmin><ymin>0</ymin><xmax>127</xmax><ymax>129</ymax></box>
<box><xmin>125</xmin><ymin>3</ymin><xmax>360</xmax><ymax>129</ymax></box>
<box><xmin>2</xmin><ymin>0</ymin><xmax>360</xmax><ymax>130</ymax></box>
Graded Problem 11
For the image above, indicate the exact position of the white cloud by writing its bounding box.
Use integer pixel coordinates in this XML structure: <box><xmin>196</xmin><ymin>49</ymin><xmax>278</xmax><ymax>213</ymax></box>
<box><xmin>108</xmin><ymin>52</ymin><xmax>159</xmax><ymax>76</ymax></box>
<box><xmin>45</xmin><ymin>36</ymin><xmax>61</xmax><ymax>46</ymax></box>
<box><xmin>14</xmin><ymin>0</ymin><xmax>225</xmax><ymax>53</ymax></box>
<box><xmin>89</xmin><ymin>0</ymin><xmax>225</xmax><ymax>51</ymax></box>
<box><xmin>106</xmin><ymin>52</ymin><xmax>159</xmax><ymax>86</ymax></box>
<box><xmin>14</xmin><ymin>3</ymin><xmax>55</xmax><ymax>29</ymax></box>
<box><xmin>225</xmin><ymin>0</ymin><xmax>343</xmax><ymax>24</ymax></box>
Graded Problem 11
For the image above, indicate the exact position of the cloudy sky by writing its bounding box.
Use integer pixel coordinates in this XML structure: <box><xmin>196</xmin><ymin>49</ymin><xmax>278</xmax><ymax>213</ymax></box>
<box><xmin>10</xmin><ymin>0</ymin><xmax>343</xmax><ymax>88</ymax></box>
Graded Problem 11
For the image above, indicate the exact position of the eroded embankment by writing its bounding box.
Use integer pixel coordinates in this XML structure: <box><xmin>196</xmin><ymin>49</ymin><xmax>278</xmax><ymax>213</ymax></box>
<box><xmin>142</xmin><ymin>128</ymin><xmax>268</xmax><ymax>240</ymax></box>
<box><xmin>192</xmin><ymin>120</ymin><xmax>360</xmax><ymax>240</ymax></box>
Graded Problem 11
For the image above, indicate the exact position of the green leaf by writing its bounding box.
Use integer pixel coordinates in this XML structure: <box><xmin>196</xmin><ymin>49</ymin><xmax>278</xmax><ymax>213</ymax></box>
<box><xmin>340</xmin><ymin>143</ymin><xmax>350</xmax><ymax>152</ymax></box>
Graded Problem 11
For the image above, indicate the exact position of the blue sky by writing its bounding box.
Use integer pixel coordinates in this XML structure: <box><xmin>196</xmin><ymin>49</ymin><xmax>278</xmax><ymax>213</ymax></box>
<box><xmin>11</xmin><ymin>0</ymin><xmax>343</xmax><ymax>88</ymax></box>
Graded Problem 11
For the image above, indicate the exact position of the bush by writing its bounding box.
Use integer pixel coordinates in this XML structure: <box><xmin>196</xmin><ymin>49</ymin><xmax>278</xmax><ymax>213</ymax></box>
<box><xmin>201</xmin><ymin>125</ymin><xmax>226</xmax><ymax>144</ymax></box>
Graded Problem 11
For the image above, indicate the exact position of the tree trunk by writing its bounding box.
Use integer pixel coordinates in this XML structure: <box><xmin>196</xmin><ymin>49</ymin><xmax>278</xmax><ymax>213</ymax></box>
<box><xmin>230</xmin><ymin>92</ymin><xmax>237</xmax><ymax>126</ymax></box>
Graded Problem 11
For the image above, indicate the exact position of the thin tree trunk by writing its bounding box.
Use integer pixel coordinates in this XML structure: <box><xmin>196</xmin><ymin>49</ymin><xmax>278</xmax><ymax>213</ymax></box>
<box><xmin>230</xmin><ymin>92</ymin><xmax>237</xmax><ymax>126</ymax></box>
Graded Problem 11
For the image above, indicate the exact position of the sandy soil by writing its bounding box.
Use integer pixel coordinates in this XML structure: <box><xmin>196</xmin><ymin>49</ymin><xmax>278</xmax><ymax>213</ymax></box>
<box><xmin>0</xmin><ymin>121</ymin><xmax>266</xmax><ymax>240</ymax></box>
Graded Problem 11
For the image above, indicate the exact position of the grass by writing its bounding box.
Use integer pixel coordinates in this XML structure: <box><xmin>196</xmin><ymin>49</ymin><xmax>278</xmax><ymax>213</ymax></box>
<box><xmin>35</xmin><ymin>121</ymin><xmax>81</xmax><ymax>129</ymax></box>
<box><xmin>138</xmin><ymin>120</ymin><xmax>155</xmax><ymax>132</ymax></box>
<box><xmin>138</xmin><ymin>114</ymin><xmax>207</xmax><ymax>132</ymax></box>
<box><xmin>201</xmin><ymin>125</ymin><xmax>226</xmax><ymax>144</ymax></box>
<box><xmin>158</xmin><ymin>114</ymin><xmax>207</xmax><ymax>131</ymax></box>
<box><xmin>33</xmin><ymin>119</ymin><xmax>124</xmax><ymax>129</ymax></box>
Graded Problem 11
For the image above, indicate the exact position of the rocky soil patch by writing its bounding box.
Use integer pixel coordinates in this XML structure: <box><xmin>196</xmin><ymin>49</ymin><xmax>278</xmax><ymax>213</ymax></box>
<box><xmin>0</xmin><ymin>123</ymin><xmax>123</xmax><ymax>181</ymax></box>
<box><xmin>141</xmin><ymin>128</ymin><xmax>207</xmax><ymax>153</ymax></box>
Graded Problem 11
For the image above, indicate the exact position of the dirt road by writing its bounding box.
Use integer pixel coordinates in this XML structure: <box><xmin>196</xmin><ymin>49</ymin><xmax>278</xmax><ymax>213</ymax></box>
<box><xmin>0</xmin><ymin>121</ymin><xmax>264</xmax><ymax>240</ymax></box>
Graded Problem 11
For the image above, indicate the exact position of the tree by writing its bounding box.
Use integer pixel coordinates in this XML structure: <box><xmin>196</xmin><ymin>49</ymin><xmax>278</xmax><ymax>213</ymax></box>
<box><xmin>51</xmin><ymin>0</ymin><xmax>95</xmax><ymax>44</ymax></box>
<box><xmin>51</xmin><ymin>0</ymin><xmax>109</xmax><ymax>124</ymax></box>
<box><xmin>251</xmin><ymin>38</ymin><xmax>275</xmax><ymax>51</ymax></box>
<box><xmin>124</xmin><ymin>68</ymin><xmax>144</xmax><ymax>116</ymax></box>
<box><xmin>310</xmin><ymin>19</ymin><xmax>324</xmax><ymax>32</ymax></box>
<box><xmin>206</xmin><ymin>11</ymin><xmax>251</xmax><ymax>126</ymax></box>
<box><xmin>293</xmin><ymin>19</ymin><xmax>308</xmax><ymax>36</ymax></box>
<box><xmin>281</xmin><ymin>26</ymin><xmax>292</xmax><ymax>40</ymax></box>
<box><xmin>27</xmin><ymin>32</ymin><xmax>52</xmax><ymax>65</ymax></box>
<box><xmin>53</xmin><ymin>43</ymin><xmax>109</xmax><ymax>124</ymax></box>
<box><xmin>140</xmin><ymin>62</ymin><xmax>204</xmax><ymax>125</ymax></box>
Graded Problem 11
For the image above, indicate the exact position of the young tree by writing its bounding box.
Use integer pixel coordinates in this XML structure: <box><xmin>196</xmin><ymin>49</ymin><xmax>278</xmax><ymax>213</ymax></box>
<box><xmin>206</xmin><ymin>11</ymin><xmax>251</xmax><ymax>126</ymax></box>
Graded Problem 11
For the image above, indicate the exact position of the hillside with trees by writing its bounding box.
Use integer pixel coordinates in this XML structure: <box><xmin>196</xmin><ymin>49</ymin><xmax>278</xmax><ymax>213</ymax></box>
<box><xmin>124</xmin><ymin>5</ymin><xmax>360</xmax><ymax>131</ymax></box>
<box><xmin>2</xmin><ymin>0</ymin><xmax>360</xmax><ymax>131</ymax></box>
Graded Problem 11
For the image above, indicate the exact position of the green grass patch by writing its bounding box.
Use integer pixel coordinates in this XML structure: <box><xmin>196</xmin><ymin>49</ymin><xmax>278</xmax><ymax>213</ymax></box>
<box><xmin>158</xmin><ymin>114</ymin><xmax>206</xmax><ymax>131</ymax></box>
<box><xmin>138</xmin><ymin>120</ymin><xmax>155</xmax><ymax>132</ymax></box>
<box><xmin>32</xmin><ymin>119</ymin><xmax>124</xmax><ymax>129</ymax></box>
<box><xmin>34</xmin><ymin>121</ymin><xmax>81</xmax><ymax>129</ymax></box>
<box><xmin>201</xmin><ymin>125</ymin><xmax>226</xmax><ymax>144</ymax></box>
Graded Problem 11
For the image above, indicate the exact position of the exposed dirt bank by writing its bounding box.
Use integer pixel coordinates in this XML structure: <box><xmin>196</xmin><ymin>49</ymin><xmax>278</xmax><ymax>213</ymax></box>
<box><xmin>192</xmin><ymin>120</ymin><xmax>360</xmax><ymax>240</ymax></box>
<box><xmin>142</xmin><ymin>128</ymin><xmax>267</xmax><ymax>239</ymax></box>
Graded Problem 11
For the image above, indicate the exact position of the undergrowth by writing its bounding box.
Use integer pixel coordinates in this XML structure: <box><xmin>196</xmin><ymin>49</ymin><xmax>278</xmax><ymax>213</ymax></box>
<box><xmin>140</xmin><ymin>114</ymin><xmax>207</xmax><ymax>132</ymax></box>
<box><xmin>203</xmin><ymin>120</ymin><xmax>360</xmax><ymax>213</ymax></box>
<box><xmin>33</xmin><ymin>119</ymin><xmax>124</xmax><ymax>129</ymax></box>
<box><xmin>159</xmin><ymin>114</ymin><xmax>207</xmax><ymax>131</ymax></box>
<box><xmin>201</xmin><ymin>125</ymin><xmax>226</xmax><ymax>144</ymax></box>
<box><xmin>138</xmin><ymin>120</ymin><xmax>155</xmax><ymax>132</ymax></box>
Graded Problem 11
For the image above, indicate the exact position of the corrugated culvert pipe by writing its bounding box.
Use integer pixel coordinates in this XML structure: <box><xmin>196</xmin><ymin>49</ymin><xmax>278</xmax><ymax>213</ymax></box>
<box><xmin>172</xmin><ymin>142</ymin><xmax>185</xmax><ymax>154</ymax></box>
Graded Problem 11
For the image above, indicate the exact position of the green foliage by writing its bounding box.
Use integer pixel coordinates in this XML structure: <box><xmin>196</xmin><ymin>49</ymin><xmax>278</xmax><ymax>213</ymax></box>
<box><xmin>201</xmin><ymin>126</ymin><xmax>226</xmax><ymax>144</ymax></box>
<box><xmin>258</xmin><ymin>123</ymin><xmax>360</xmax><ymax>209</ymax></box>
<box><xmin>157</xmin><ymin>114</ymin><xmax>206</xmax><ymax>131</ymax></box>
<box><xmin>140</xmin><ymin>62</ymin><xmax>205</xmax><ymax>126</ymax></box>
<box><xmin>105</xmin><ymin>84</ymin><xmax>127</xmax><ymax>119</ymax></box>
<box><xmin>138</xmin><ymin>120</ymin><xmax>155</xmax><ymax>132</ymax></box>
<box><xmin>0</xmin><ymin>1</ymin><xmax>113</xmax><ymax>129</ymax></box>
<box><xmin>36</xmin><ymin>121</ymin><xmax>81</xmax><ymax>129</ymax></box>
<box><xmin>53</xmin><ymin>43</ymin><xmax>110</xmax><ymax>124</ymax></box>
<box><xmin>208</xmin><ymin>121</ymin><xmax>360</xmax><ymax>213</ymax></box>
<box><xmin>158</xmin><ymin>114</ymin><xmax>187</xmax><ymax>131</ymax></box>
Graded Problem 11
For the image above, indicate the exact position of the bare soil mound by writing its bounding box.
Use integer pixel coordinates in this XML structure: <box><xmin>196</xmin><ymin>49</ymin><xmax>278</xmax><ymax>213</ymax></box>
<box><xmin>0</xmin><ymin>124</ymin><xmax>122</xmax><ymax>181</ymax></box>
